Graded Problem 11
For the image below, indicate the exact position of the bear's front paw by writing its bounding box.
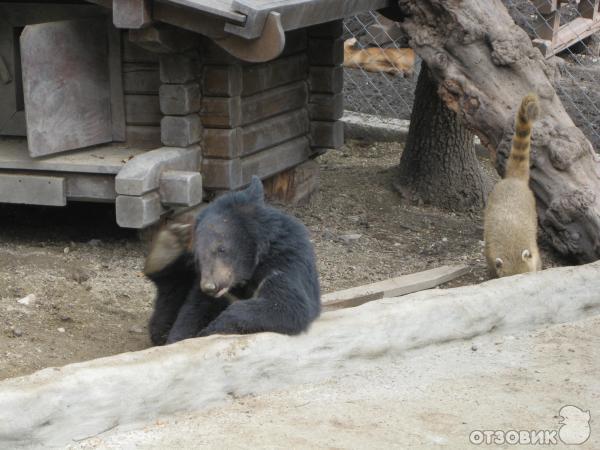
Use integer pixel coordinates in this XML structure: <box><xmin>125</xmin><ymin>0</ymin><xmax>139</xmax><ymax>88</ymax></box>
<box><xmin>168</xmin><ymin>221</ymin><xmax>193</xmax><ymax>248</ymax></box>
<box><xmin>144</xmin><ymin>222</ymin><xmax>192</xmax><ymax>275</ymax></box>
<box><xmin>196</xmin><ymin>314</ymin><xmax>245</xmax><ymax>337</ymax></box>
<box><xmin>196</xmin><ymin>322</ymin><xmax>231</xmax><ymax>337</ymax></box>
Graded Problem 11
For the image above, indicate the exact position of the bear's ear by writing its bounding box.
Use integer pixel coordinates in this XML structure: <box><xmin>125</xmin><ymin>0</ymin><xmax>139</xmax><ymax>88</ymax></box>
<box><xmin>243</xmin><ymin>175</ymin><xmax>264</xmax><ymax>205</ymax></box>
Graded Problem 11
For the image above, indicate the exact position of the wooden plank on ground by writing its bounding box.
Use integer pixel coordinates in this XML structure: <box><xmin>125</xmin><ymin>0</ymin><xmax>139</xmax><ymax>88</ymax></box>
<box><xmin>321</xmin><ymin>265</ymin><xmax>470</xmax><ymax>310</ymax></box>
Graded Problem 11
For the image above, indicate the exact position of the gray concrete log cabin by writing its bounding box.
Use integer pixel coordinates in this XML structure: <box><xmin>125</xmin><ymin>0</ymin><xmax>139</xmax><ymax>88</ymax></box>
<box><xmin>0</xmin><ymin>0</ymin><xmax>391</xmax><ymax>227</ymax></box>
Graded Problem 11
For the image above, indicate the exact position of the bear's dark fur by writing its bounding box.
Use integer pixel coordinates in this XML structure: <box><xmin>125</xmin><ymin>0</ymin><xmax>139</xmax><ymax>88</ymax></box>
<box><xmin>144</xmin><ymin>176</ymin><xmax>320</xmax><ymax>344</ymax></box>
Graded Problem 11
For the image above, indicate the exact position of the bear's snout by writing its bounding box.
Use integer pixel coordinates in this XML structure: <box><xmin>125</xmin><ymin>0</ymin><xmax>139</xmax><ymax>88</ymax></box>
<box><xmin>201</xmin><ymin>281</ymin><xmax>217</xmax><ymax>295</ymax></box>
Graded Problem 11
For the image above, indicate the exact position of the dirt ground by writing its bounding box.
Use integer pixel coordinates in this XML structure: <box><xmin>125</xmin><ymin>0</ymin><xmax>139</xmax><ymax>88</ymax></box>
<box><xmin>0</xmin><ymin>140</ymin><xmax>567</xmax><ymax>381</ymax></box>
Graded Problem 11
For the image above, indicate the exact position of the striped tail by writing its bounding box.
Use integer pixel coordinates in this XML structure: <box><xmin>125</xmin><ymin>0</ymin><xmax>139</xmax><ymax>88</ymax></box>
<box><xmin>505</xmin><ymin>94</ymin><xmax>539</xmax><ymax>180</ymax></box>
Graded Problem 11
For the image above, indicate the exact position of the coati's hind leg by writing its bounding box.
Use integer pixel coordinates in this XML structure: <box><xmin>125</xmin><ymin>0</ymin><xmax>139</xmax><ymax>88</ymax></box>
<box><xmin>145</xmin><ymin>220</ymin><xmax>195</xmax><ymax>345</ymax></box>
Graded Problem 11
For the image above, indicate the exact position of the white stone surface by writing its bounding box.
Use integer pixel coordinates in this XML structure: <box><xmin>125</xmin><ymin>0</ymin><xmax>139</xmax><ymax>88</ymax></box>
<box><xmin>0</xmin><ymin>262</ymin><xmax>599</xmax><ymax>448</ymax></box>
<box><xmin>73</xmin><ymin>315</ymin><xmax>600</xmax><ymax>449</ymax></box>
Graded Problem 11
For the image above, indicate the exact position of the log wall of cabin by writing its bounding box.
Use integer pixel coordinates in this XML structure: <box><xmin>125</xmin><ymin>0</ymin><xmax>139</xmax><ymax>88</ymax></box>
<box><xmin>199</xmin><ymin>30</ymin><xmax>315</xmax><ymax>191</ymax></box>
<box><xmin>122</xmin><ymin>38</ymin><xmax>162</xmax><ymax>149</ymax></box>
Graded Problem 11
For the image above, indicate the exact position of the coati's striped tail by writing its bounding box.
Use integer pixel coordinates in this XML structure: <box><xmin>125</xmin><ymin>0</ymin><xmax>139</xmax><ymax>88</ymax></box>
<box><xmin>505</xmin><ymin>94</ymin><xmax>539</xmax><ymax>180</ymax></box>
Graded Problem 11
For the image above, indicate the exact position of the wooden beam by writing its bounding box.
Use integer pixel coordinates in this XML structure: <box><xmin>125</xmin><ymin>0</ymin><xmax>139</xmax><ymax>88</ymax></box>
<box><xmin>552</xmin><ymin>16</ymin><xmax>600</xmax><ymax>54</ymax></box>
<box><xmin>128</xmin><ymin>24</ymin><xmax>202</xmax><ymax>54</ymax></box>
<box><xmin>108</xmin><ymin>23</ymin><xmax>127</xmax><ymax>142</ymax></box>
<box><xmin>0</xmin><ymin>3</ymin><xmax>107</xmax><ymax>26</ymax></box>
<box><xmin>214</xmin><ymin>11</ymin><xmax>286</xmax><ymax>63</ymax></box>
<box><xmin>202</xmin><ymin>108</ymin><xmax>309</xmax><ymax>159</ymax></box>
<box><xmin>531</xmin><ymin>0</ymin><xmax>559</xmax><ymax>15</ymax></box>
<box><xmin>263</xmin><ymin>159</ymin><xmax>319</xmax><ymax>206</ymax></box>
<box><xmin>534</xmin><ymin>9</ymin><xmax>560</xmax><ymax>43</ymax></box>
<box><xmin>202</xmin><ymin>135</ymin><xmax>309</xmax><ymax>189</ymax></box>
<box><xmin>321</xmin><ymin>265</ymin><xmax>470</xmax><ymax>310</ymax></box>
<box><xmin>153</xmin><ymin>3</ymin><xmax>228</xmax><ymax>39</ymax></box>
<box><xmin>113</xmin><ymin>0</ymin><xmax>152</xmax><ymax>29</ymax></box>
<box><xmin>200</xmin><ymin>81</ymin><xmax>307</xmax><ymax>128</ymax></box>
<box><xmin>577</xmin><ymin>0</ymin><xmax>599</xmax><ymax>20</ymax></box>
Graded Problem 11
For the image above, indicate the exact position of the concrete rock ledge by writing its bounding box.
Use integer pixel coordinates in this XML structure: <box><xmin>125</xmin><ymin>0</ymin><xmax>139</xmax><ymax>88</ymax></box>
<box><xmin>1</xmin><ymin>262</ymin><xmax>599</xmax><ymax>448</ymax></box>
<box><xmin>342</xmin><ymin>110</ymin><xmax>410</xmax><ymax>143</ymax></box>
<box><xmin>342</xmin><ymin>110</ymin><xmax>483</xmax><ymax>148</ymax></box>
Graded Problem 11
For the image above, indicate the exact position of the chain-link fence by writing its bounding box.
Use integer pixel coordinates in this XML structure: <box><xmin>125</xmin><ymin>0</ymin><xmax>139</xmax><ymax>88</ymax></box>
<box><xmin>343</xmin><ymin>11</ymin><xmax>417</xmax><ymax>123</ymax></box>
<box><xmin>343</xmin><ymin>1</ymin><xmax>600</xmax><ymax>151</ymax></box>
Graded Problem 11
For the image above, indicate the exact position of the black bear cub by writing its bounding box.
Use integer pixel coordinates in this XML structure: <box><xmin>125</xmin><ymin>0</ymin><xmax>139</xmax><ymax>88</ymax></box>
<box><xmin>144</xmin><ymin>176</ymin><xmax>321</xmax><ymax>345</ymax></box>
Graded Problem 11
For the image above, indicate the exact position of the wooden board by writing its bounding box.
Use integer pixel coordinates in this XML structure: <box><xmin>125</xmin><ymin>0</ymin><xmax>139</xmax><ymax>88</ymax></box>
<box><xmin>263</xmin><ymin>159</ymin><xmax>319</xmax><ymax>206</ymax></box>
<box><xmin>309</xmin><ymin>92</ymin><xmax>344</xmax><ymax>121</ymax></box>
<box><xmin>21</xmin><ymin>18</ymin><xmax>113</xmax><ymax>157</ymax></box>
<box><xmin>310</xmin><ymin>120</ymin><xmax>343</xmax><ymax>149</ymax></box>
<box><xmin>123</xmin><ymin>39</ymin><xmax>161</xmax><ymax>63</ymax></box>
<box><xmin>126</xmin><ymin>125</ymin><xmax>161</xmax><ymax>148</ymax></box>
<box><xmin>159</xmin><ymin>0</ymin><xmax>245</xmax><ymax>23</ymax></box>
<box><xmin>201</xmin><ymin>81</ymin><xmax>307</xmax><ymax>128</ymax></box>
<box><xmin>0</xmin><ymin>173</ymin><xmax>66</xmax><ymax>206</ymax></box>
<box><xmin>0</xmin><ymin>3</ymin><xmax>106</xmax><ymax>27</ymax></box>
<box><xmin>108</xmin><ymin>23</ymin><xmax>127</xmax><ymax>142</ymax></box>
<box><xmin>202</xmin><ymin>54</ymin><xmax>307</xmax><ymax>97</ymax></box>
<box><xmin>241</xmin><ymin>135</ymin><xmax>310</xmax><ymax>185</ymax></box>
<box><xmin>125</xmin><ymin>94</ymin><xmax>162</xmax><ymax>125</ymax></box>
<box><xmin>241</xmin><ymin>81</ymin><xmax>307</xmax><ymax>126</ymax></box>
<box><xmin>321</xmin><ymin>265</ymin><xmax>470</xmax><ymax>310</ymax></box>
<box><xmin>0</xmin><ymin>16</ymin><xmax>26</xmax><ymax>136</ymax></box>
<box><xmin>0</xmin><ymin>138</ymin><xmax>144</xmax><ymax>174</ymax></box>
<box><xmin>113</xmin><ymin>0</ymin><xmax>152</xmax><ymax>29</ymax></box>
<box><xmin>123</xmin><ymin>63</ymin><xmax>160</xmax><ymax>94</ymax></box>
<box><xmin>224</xmin><ymin>0</ymin><xmax>390</xmax><ymax>39</ymax></box>
<box><xmin>241</xmin><ymin>54</ymin><xmax>308</xmax><ymax>96</ymax></box>
<box><xmin>202</xmin><ymin>135</ymin><xmax>309</xmax><ymax>189</ymax></box>
<box><xmin>552</xmin><ymin>16</ymin><xmax>600</xmax><ymax>54</ymax></box>
<box><xmin>241</xmin><ymin>108</ymin><xmax>309</xmax><ymax>155</ymax></box>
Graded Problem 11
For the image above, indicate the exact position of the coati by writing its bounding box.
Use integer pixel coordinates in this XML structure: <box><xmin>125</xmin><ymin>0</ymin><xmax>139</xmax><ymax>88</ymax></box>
<box><xmin>484</xmin><ymin>94</ymin><xmax>542</xmax><ymax>277</ymax></box>
<box><xmin>343</xmin><ymin>38</ymin><xmax>415</xmax><ymax>77</ymax></box>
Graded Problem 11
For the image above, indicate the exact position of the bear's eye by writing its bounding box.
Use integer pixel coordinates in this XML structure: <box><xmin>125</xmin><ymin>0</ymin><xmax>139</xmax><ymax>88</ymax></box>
<box><xmin>217</xmin><ymin>245</ymin><xmax>226</xmax><ymax>254</ymax></box>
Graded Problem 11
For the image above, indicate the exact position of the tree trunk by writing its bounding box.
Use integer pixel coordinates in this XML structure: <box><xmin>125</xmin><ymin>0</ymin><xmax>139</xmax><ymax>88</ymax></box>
<box><xmin>396</xmin><ymin>62</ymin><xmax>491</xmax><ymax>211</ymax></box>
<box><xmin>396</xmin><ymin>0</ymin><xmax>600</xmax><ymax>263</ymax></box>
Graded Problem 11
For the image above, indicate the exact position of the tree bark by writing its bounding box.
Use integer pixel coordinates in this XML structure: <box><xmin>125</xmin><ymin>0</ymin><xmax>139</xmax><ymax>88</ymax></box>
<box><xmin>396</xmin><ymin>0</ymin><xmax>600</xmax><ymax>263</ymax></box>
<box><xmin>397</xmin><ymin>62</ymin><xmax>491</xmax><ymax>211</ymax></box>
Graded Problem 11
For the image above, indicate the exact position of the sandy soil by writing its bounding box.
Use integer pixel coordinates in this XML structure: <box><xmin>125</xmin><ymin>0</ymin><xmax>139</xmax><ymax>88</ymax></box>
<box><xmin>0</xmin><ymin>140</ymin><xmax>567</xmax><ymax>381</ymax></box>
